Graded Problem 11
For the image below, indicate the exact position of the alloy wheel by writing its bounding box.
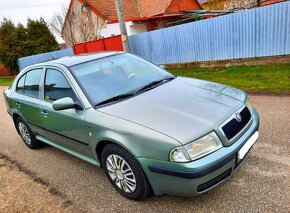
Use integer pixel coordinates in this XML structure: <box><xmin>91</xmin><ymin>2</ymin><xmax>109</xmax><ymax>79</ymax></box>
<box><xmin>18</xmin><ymin>122</ymin><xmax>31</xmax><ymax>145</ymax></box>
<box><xmin>106</xmin><ymin>154</ymin><xmax>137</xmax><ymax>193</ymax></box>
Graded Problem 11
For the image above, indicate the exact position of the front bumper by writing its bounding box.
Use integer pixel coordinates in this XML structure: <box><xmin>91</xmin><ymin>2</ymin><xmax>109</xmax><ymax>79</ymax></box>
<box><xmin>139</xmin><ymin>108</ymin><xmax>259</xmax><ymax>196</ymax></box>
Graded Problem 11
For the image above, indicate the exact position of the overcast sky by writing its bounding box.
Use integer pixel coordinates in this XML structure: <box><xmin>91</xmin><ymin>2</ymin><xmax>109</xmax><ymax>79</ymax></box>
<box><xmin>0</xmin><ymin>0</ymin><xmax>71</xmax><ymax>43</ymax></box>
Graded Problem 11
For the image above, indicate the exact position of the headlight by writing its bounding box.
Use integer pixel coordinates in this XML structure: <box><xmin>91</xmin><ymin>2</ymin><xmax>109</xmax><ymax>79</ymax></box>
<box><xmin>169</xmin><ymin>132</ymin><xmax>223</xmax><ymax>162</ymax></box>
<box><xmin>169</xmin><ymin>147</ymin><xmax>190</xmax><ymax>162</ymax></box>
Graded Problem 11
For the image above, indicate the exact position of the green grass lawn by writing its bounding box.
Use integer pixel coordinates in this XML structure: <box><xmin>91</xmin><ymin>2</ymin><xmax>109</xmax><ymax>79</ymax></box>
<box><xmin>0</xmin><ymin>77</ymin><xmax>14</xmax><ymax>86</ymax></box>
<box><xmin>168</xmin><ymin>64</ymin><xmax>290</xmax><ymax>94</ymax></box>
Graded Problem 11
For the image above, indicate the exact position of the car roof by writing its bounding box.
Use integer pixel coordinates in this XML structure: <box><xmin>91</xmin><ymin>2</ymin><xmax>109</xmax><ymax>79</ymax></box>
<box><xmin>38</xmin><ymin>51</ymin><xmax>123</xmax><ymax>68</ymax></box>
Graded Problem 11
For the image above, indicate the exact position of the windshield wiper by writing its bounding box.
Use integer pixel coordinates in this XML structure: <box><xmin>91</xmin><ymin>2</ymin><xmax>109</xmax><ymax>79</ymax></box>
<box><xmin>95</xmin><ymin>76</ymin><xmax>175</xmax><ymax>107</ymax></box>
<box><xmin>136</xmin><ymin>76</ymin><xmax>175</xmax><ymax>93</ymax></box>
<box><xmin>95</xmin><ymin>93</ymin><xmax>136</xmax><ymax>107</ymax></box>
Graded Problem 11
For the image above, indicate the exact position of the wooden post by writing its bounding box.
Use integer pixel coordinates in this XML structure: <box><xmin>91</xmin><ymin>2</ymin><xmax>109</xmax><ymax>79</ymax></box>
<box><xmin>115</xmin><ymin>0</ymin><xmax>130</xmax><ymax>52</ymax></box>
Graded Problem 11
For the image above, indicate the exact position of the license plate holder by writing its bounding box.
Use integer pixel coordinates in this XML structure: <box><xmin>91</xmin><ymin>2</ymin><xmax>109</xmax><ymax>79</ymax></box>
<box><xmin>237</xmin><ymin>131</ymin><xmax>259</xmax><ymax>164</ymax></box>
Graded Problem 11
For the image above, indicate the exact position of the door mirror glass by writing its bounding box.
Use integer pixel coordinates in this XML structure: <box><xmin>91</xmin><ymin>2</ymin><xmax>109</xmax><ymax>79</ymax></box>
<box><xmin>52</xmin><ymin>97</ymin><xmax>75</xmax><ymax>111</ymax></box>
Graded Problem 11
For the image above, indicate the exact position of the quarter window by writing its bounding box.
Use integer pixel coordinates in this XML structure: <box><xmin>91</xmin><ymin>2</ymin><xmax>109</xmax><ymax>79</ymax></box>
<box><xmin>16</xmin><ymin>74</ymin><xmax>26</xmax><ymax>94</ymax></box>
<box><xmin>16</xmin><ymin>69</ymin><xmax>42</xmax><ymax>98</ymax></box>
<box><xmin>44</xmin><ymin>69</ymin><xmax>77</xmax><ymax>102</ymax></box>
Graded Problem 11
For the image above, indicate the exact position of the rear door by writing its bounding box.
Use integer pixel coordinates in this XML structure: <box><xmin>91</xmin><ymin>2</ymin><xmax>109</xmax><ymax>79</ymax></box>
<box><xmin>13</xmin><ymin>68</ymin><xmax>44</xmax><ymax>133</ymax></box>
<box><xmin>38</xmin><ymin>67</ymin><xmax>92</xmax><ymax>158</ymax></box>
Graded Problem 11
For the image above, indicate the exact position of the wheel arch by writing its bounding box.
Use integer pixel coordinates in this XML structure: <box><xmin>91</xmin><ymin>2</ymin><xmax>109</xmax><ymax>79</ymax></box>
<box><xmin>12</xmin><ymin>113</ymin><xmax>21</xmax><ymax>134</ymax></box>
<box><xmin>95</xmin><ymin>139</ymin><xmax>140</xmax><ymax>168</ymax></box>
<box><xmin>95</xmin><ymin>140</ymin><xmax>111</xmax><ymax>167</ymax></box>
<box><xmin>12</xmin><ymin>113</ymin><xmax>32</xmax><ymax>135</ymax></box>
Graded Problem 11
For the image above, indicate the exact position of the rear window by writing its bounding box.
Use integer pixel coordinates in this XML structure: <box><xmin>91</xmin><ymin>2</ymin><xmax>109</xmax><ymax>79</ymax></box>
<box><xmin>16</xmin><ymin>69</ymin><xmax>42</xmax><ymax>98</ymax></box>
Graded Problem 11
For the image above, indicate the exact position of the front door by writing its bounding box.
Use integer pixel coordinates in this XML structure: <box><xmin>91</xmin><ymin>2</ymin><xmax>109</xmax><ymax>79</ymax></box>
<box><xmin>39</xmin><ymin>68</ymin><xmax>92</xmax><ymax>158</ymax></box>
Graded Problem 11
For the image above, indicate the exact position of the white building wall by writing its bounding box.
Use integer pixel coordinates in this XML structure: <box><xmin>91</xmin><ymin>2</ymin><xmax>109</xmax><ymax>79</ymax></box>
<box><xmin>129</xmin><ymin>22</ymin><xmax>147</xmax><ymax>35</ymax></box>
<box><xmin>100</xmin><ymin>21</ymin><xmax>148</xmax><ymax>38</ymax></box>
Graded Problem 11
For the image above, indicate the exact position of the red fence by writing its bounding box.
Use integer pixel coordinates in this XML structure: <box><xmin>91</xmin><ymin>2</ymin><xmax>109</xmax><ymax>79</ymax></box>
<box><xmin>73</xmin><ymin>35</ymin><xmax>123</xmax><ymax>54</ymax></box>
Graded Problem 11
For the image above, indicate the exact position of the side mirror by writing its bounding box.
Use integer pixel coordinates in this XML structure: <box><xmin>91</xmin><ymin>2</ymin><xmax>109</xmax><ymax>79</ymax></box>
<box><xmin>159</xmin><ymin>65</ymin><xmax>166</xmax><ymax>69</ymax></box>
<box><xmin>52</xmin><ymin>97</ymin><xmax>79</xmax><ymax>111</ymax></box>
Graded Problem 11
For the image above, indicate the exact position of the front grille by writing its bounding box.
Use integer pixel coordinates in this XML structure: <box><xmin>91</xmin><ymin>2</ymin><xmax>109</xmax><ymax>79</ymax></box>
<box><xmin>222</xmin><ymin>107</ymin><xmax>251</xmax><ymax>141</ymax></box>
<box><xmin>197</xmin><ymin>169</ymin><xmax>232</xmax><ymax>192</ymax></box>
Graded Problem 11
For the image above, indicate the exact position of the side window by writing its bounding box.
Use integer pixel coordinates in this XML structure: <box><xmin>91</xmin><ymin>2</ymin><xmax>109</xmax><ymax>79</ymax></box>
<box><xmin>44</xmin><ymin>69</ymin><xmax>77</xmax><ymax>102</ymax></box>
<box><xmin>16</xmin><ymin>69</ymin><xmax>42</xmax><ymax>98</ymax></box>
<box><xmin>16</xmin><ymin>74</ymin><xmax>26</xmax><ymax>94</ymax></box>
<box><xmin>25</xmin><ymin>69</ymin><xmax>42</xmax><ymax>98</ymax></box>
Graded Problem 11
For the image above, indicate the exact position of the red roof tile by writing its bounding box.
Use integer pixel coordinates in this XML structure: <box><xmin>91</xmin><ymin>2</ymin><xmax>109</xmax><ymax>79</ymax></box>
<box><xmin>260</xmin><ymin>0</ymin><xmax>287</xmax><ymax>6</ymax></box>
<box><xmin>84</xmin><ymin>0</ymin><xmax>140</xmax><ymax>20</ymax></box>
<box><xmin>139</xmin><ymin>0</ymin><xmax>172</xmax><ymax>17</ymax></box>
<box><xmin>79</xmin><ymin>0</ymin><xmax>203</xmax><ymax>21</ymax></box>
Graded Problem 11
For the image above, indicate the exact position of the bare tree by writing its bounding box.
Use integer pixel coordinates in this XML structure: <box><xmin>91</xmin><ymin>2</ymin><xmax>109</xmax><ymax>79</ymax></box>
<box><xmin>95</xmin><ymin>16</ymin><xmax>107</xmax><ymax>39</ymax></box>
<box><xmin>50</xmin><ymin>5</ymin><xmax>77</xmax><ymax>47</ymax></box>
<box><xmin>203</xmin><ymin>0</ymin><xmax>225</xmax><ymax>10</ymax></box>
<box><xmin>50</xmin><ymin>4</ymin><xmax>107</xmax><ymax>47</ymax></box>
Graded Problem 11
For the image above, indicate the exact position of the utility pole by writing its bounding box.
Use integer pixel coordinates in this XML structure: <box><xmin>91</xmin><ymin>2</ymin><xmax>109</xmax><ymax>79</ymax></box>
<box><xmin>115</xmin><ymin>0</ymin><xmax>130</xmax><ymax>52</ymax></box>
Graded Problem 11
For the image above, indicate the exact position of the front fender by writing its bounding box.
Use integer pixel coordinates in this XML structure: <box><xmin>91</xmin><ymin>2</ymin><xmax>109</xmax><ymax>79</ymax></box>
<box><xmin>85</xmin><ymin>108</ymin><xmax>181</xmax><ymax>162</ymax></box>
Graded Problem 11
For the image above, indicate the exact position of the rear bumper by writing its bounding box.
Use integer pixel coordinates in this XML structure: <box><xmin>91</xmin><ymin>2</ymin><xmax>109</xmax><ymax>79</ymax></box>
<box><xmin>139</xmin><ymin>108</ymin><xmax>259</xmax><ymax>196</ymax></box>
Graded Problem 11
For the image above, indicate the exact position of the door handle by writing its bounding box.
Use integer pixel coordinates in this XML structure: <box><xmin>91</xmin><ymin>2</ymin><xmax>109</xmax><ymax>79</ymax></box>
<box><xmin>15</xmin><ymin>102</ymin><xmax>21</xmax><ymax>108</ymax></box>
<box><xmin>41</xmin><ymin>110</ymin><xmax>48</xmax><ymax>117</ymax></box>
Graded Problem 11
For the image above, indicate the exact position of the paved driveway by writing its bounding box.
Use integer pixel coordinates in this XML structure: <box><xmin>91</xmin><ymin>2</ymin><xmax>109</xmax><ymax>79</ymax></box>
<box><xmin>0</xmin><ymin>87</ymin><xmax>289</xmax><ymax>212</ymax></box>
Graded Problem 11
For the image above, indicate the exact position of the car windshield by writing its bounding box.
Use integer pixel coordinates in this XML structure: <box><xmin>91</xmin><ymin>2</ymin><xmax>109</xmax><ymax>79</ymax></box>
<box><xmin>70</xmin><ymin>53</ymin><xmax>173</xmax><ymax>106</ymax></box>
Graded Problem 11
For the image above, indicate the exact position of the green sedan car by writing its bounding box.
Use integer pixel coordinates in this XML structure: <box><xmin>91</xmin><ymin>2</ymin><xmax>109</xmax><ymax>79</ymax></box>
<box><xmin>3</xmin><ymin>52</ymin><xmax>259</xmax><ymax>200</ymax></box>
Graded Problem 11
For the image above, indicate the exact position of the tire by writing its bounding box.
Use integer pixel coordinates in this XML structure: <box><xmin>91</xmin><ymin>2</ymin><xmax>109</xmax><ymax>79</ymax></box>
<box><xmin>102</xmin><ymin>144</ymin><xmax>151</xmax><ymax>200</ymax></box>
<box><xmin>16</xmin><ymin>117</ymin><xmax>41</xmax><ymax>149</ymax></box>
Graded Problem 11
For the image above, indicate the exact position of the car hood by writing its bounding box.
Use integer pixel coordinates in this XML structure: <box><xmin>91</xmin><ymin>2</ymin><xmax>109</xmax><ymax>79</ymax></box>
<box><xmin>98</xmin><ymin>77</ymin><xmax>246</xmax><ymax>144</ymax></box>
